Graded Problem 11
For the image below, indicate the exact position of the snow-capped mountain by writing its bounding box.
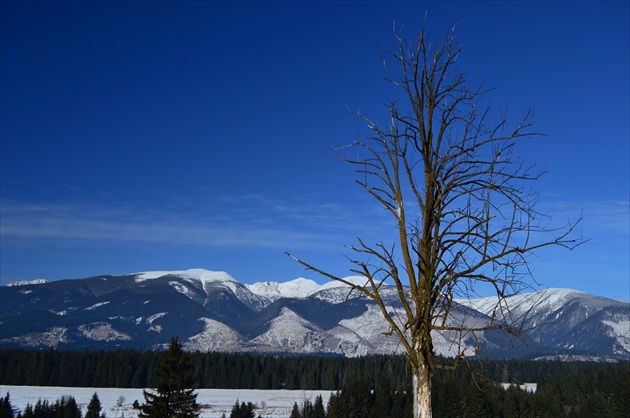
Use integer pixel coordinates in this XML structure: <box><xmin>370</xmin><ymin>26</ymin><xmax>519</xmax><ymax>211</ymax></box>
<box><xmin>1</xmin><ymin>269</ymin><xmax>628</xmax><ymax>360</ymax></box>
<box><xmin>457</xmin><ymin>289</ymin><xmax>630</xmax><ymax>359</ymax></box>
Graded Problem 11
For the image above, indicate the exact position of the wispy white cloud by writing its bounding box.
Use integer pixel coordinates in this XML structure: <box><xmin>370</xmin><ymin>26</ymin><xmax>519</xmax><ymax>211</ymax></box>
<box><xmin>0</xmin><ymin>194</ymin><xmax>384</xmax><ymax>251</ymax></box>
<box><xmin>581</xmin><ymin>200</ymin><xmax>629</xmax><ymax>235</ymax></box>
<box><xmin>539</xmin><ymin>197</ymin><xmax>629</xmax><ymax>242</ymax></box>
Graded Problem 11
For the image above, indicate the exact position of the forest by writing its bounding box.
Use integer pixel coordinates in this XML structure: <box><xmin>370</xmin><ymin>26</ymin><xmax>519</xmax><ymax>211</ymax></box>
<box><xmin>1</xmin><ymin>349</ymin><xmax>628</xmax><ymax>417</ymax></box>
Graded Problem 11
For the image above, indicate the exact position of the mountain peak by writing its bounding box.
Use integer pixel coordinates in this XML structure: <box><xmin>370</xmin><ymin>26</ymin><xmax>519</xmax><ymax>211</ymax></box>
<box><xmin>247</xmin><ymin>277</ymin><xmax>321</xmax><ymax>299</ymax></box>
<box><xmin>246</xmin><ymin>276</ymin><xmax>371</xmax><ymax>299</ymax></box>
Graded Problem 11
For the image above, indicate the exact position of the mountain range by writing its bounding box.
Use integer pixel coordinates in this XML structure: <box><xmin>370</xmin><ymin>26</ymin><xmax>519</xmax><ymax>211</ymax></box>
<box><xmin>1</xmin><ymin>269</ymin><xmax>628</xmax><ymax>361</ymax></box>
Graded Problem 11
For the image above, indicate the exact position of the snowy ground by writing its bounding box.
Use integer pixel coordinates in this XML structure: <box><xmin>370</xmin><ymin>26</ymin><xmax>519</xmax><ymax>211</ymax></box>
<box><xmin>0</xmin><ymin>385</ymin><xmax>334</xmax><ymax>418</ymax></box>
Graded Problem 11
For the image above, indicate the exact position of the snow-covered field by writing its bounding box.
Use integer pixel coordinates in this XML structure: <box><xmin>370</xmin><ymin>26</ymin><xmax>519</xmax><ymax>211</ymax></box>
<box><xmin>0</xmin><ymin>385</ymin><xmax>333</xmax><ymax>418</ymax></box>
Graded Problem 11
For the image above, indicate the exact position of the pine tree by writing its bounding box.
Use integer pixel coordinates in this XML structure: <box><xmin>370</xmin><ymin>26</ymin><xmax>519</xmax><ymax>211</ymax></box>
<box><xmin>139</xmin><ymin>337</ymin><xmax>201</xmax><ymax>418</ymax></box>
<box><xmin>85</xmin><ymin>393</ymin><xmax>104</xmax><ymax>418</ymax></box>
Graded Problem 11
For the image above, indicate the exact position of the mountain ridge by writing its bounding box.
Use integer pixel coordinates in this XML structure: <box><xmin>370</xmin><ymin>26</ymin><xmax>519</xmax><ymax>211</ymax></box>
<box><xmin>1</xmin><ymin>269</ymin><xmax>628</xmax><ymax>361</ymax></box>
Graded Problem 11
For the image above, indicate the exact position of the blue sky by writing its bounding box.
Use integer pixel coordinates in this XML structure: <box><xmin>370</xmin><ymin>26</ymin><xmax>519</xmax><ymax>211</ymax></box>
<box><xmin>1</xmin><ymin>1</ymin><xmax>628</xmax><ymax>301</ymax></box>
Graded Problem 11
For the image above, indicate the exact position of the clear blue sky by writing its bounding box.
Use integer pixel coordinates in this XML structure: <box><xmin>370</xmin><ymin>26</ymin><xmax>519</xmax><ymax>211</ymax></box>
<box><xmin>1</xmin><ymin>1</ymin><xmax>628</xmax><ymax>301</ymax></box>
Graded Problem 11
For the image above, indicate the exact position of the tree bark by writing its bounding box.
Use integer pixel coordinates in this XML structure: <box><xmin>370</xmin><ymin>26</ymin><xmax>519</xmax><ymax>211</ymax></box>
<box><xmin>413</xmin><ymin>365</ymin><xmax>432</xmax><ymax>418</ymax></box>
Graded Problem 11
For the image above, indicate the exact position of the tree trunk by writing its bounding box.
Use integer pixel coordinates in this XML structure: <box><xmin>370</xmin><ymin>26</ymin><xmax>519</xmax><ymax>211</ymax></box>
<box><xmin>413</xmin><ymin>364</ymin><xmax>433</xmax><ymax>418</ymax></box>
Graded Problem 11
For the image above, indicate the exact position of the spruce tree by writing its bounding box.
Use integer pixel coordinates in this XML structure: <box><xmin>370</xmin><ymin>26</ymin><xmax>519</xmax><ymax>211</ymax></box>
<box><xmin>51</xmin><ymin>396</ymin><xmax>81</xmax><ymax>418</ymax></box>
<box><xmin>312</xmin><ymin>395</ymin><xmax>326</xmax><ymax>418</ymax></box>
<box><xmin>0</xmin><ymin>393</ymin><xmax>14</xmax><ymax>418</ymax></box>
<box><xmin>229</xmin><ymin>401</ymin><xmax>255</xmax><ymax>418</ymax></box>
<box><xmin>325</xmin><ymin>392</ymin><xmax>343</xmax><ymax>418</ymax></box>
<box><xmin>20</xmin><ymin>403</ymin><xmax>34</xmax><ymax>418</ymax></box>
<box><xmin>139</xmin><ymin>337</ymin><xmax>201</xmax><ymax>418</ymax></box>
<box><xmin>85</xmin><ymin>393</ymin><xmax>104</xmax><ymax>418</ymax></box>
<box><xmin>289</xmin><ymin>403</ymin><xmax>300</xmax><ymax>418</ymax></box>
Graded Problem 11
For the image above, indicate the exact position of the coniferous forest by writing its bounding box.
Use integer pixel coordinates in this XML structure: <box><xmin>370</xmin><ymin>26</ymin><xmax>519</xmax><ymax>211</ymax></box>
<box><xmin>1</xmin><ymin>349</ymin><xmax>629</xmax><ymax>417</ymax></box>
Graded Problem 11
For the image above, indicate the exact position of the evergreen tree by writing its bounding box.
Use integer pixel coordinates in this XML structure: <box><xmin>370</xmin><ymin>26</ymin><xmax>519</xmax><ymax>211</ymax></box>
<box><xmin>325</xmin><ymin>392</ymin><xmax>343</xmax><ymax>418</ymax></box>
<box><xmin>300</xmin><ymin>399</ymin><xmax>314</xmax><ymax>418</ymax></box>
<box><xmin>53</xmin><ymin>396</ymin><xmax>82</xmax><ymax>418</ymax></box>
<box><xmin>85</xmin><ymin>393</ymin><xmax>104</xmax><ymax>418</ymax></box>
<box><xmin>228</xmin><ymin>401</ymin><xmax>255</xmax><ymax>418</ymax></box>
<box><xmin>371</xmin><ymin>378</ymin><xmax>395</xmax><ymax>418</ymax></box>
<box><xmin>327</xmin><ymin>380</ymin><xmax>374</xmax><ymax>418</ymax></box>
<box><xmin>19</xmin><ymin>403</ymin><xmax>34</xmax><ymax>418</ymax></box>
<box><xmin>33</xmin><ymin>399</ymin><xmax>49</xmax><ymax>418</ymax></box>
<box><xmin>0</xmin><ymin>393</ymin><xmax>14</xmax><ymax>418</ymax></box>
<box><xmin>312</xmin><ymin>395</ymin><xmax>326</xmax><ymax>418</ymax></box>
<box><xmin>289</xmin><ymin>403</ymin><xmax>300</xmax><ymax>418</ymax></box>
<box><xmin>139</xmin><ymin>337</ymin><xmax>201</xmax><ymax>418</ymax></box>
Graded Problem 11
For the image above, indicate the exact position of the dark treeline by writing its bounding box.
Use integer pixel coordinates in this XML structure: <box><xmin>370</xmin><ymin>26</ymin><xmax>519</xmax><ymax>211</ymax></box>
<box><xmin>328</xmin><ymin>364</ymin><xmax>630</xmax><ymax>417</ymax></box>
<box><xmin>1</xmin><ymin>348</ymin><xmax>628</xmax><ymax>391</ymax></box>
<box><xmin>1</xmin><ymin>349</ymin><xmax>629</xmax><ymax>417</ymax></box>
<box><xmin>323</xmin><ymin>362</ymin><xmax>630</xmax><ymax>418</ymax></box>
<box><xmin>1</xmin><ymin>349</ymin><xmax>410</xmax><ymax>389</ymax></box>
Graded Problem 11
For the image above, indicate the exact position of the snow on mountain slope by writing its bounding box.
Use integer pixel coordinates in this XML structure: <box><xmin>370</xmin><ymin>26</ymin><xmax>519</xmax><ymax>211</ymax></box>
<box><xmin>318</xmin><ymin>276</ymin><xmax>369</xmax><ymax>291</ymax></box>
<box><xmin>247</xmin><ymin>276</ymin><xmax>373</xmax><ymax>302</ymax></box>
<box><xmin>2</xmin><ymin>327</ymin><xmax>69</xmax><ymax>348</ymax></box>
<box><xmin>125</xmin><ymin>269</ymin><xmax>377</xmax><ymax>306</ymax></box>
<box><xmin>455</xmin><ymin>288</ymin><xmax>630</xmax><ymax>359</ymax></box>
<box><xmin>602</xmin><ymin>315</ymin><xmax>630</xmax><ymax>355</ymax></box>
<box><xmin>185</xmin><ymin>318</ymin><xmax>244</xmax><ymax>352</ymax></box>
<box><xmin>313</xmin><ymin>279</ymin><xmax>402</xmax><ymax>305</ymax></box>
<box><xmin>249</xmin><ymin>307</ymin><xmax>326</xmax><ymax>353</ymax></box>
<box><xmin>456</xmin><ymin>288</ymin><xmax>621</xmax><ymax>321</ymax></box>
<box><xmin>134</xmin><ymin>268</ymin><xmax>237</xmax><ymax>284</ymax></box>
<box><xmin>77</xmin><ymin>322</ymin><xmax>131</xmax><ymax>342</ymax></box>
<box><xmin>7</xmin><ymin>279</ymin><xmax>49</xmax><ymax>287</ymax></box>
<box><xmin>133</xmin><ymin>269</ymin><xmax>269</xmax><ymax>310</ymax></box>
<box><xmin>327</xmin><ymin>304</ymin><xmax>480</xmax><ymax>358</ymax></box>
<box><xmin>331</xmin><ymin>304</ymin><xmax>405</xmax><ymax>356</ymax></box>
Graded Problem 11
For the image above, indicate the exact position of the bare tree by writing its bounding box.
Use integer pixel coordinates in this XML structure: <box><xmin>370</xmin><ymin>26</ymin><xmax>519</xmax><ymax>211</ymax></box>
<box><xmin>287</xmin><ymin>24</ymin><xmax>582</xmax><ymax>418</ymax></box>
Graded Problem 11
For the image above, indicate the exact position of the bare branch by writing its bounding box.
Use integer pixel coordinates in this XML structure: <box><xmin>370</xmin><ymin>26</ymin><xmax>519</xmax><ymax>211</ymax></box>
<box><xmin>287</xmin><ymin>23</ymin><xmax>584</xmax><ymax>418</ymax></box>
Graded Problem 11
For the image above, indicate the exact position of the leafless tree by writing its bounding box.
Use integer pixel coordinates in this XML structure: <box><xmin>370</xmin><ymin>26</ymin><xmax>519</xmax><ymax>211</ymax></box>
<box><xmin>287</xmin><ymin>24</ymin><xmax>582</xmax><ymax>418</ymax></box>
